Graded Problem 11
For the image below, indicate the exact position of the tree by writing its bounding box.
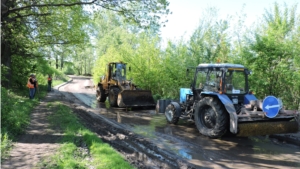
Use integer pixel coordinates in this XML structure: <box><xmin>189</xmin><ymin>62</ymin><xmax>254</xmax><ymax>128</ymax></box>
<box><xmin>189</xmin><ymin>7</ymin><xmax>231</xmax><ymax>64</ymax></box>
<box><xmin>1</xmin><ymin>0</ymin><xmax>170</xmax><ymax>88</ymax></box>
<box><xmin>242</xmin><ymin>2</ymin><xmax>300</xmax><ymax>109</ymax></box>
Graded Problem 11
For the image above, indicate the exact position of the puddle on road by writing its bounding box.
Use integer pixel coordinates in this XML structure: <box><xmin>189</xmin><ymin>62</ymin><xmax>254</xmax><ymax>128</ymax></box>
<box><xmin>94</xmin><ymin>102</ymin><xmax>300</xmax><ymax>166</ymax></box>
<box><xmin>178</xmin><ymin>149</ymin><xmax>192</xmax><ymax>159</ymax></box>
<box><xmin>131</xmin><ymin>115</ymin><xmax>167</xmax><ymax>138</ymax></box>
<box><xmin>91</xmin><ymin>99</ymin><xmax>109</xmax><ymax>109</ymax></box>
<box><xmin>65</xmin><ymin>79</ymin><xmax>300</xmax><ymax>168</ymax></box>
<box><xmin>92</xmin><ymin>102</ymin><xmax>300</xmax><ymax>168</ymax></box>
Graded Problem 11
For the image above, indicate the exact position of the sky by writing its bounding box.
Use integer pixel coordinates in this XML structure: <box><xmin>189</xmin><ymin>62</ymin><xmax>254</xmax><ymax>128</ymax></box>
<box><xmin>160</xmin><ymin>0</ymin><xmax>299</xmax><ymax>45</ymax></box>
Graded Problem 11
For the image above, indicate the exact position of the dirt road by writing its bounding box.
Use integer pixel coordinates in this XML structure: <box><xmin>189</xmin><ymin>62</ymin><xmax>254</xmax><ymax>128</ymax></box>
<box><xmin>59</xmin><ymin>76</ymin><xmax>300</xmax><ymax>168</ymax></box>
<box><xmin>2</xmin><ymin>76</ymin><xmax>300</xmax><ymax>169</ymax></box>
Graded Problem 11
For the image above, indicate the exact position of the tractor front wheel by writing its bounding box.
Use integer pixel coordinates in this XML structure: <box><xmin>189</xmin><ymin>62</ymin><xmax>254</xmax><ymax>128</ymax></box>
<box><xmin>165</xmin><ymin>103</ymin><xmax>180</xmax><ymax>124</ymax></box>
<box><xmin>194</xmin><ymin>97</ymin><xmax>228</xmax><ymax>138</ymax></box>
<box><xmin>96</xmin><ymin>85</ymin><xmax>106</xmax><ymax>102</ymax></box>
<box><xmin>109</xmin><ymin>87</ymin><xmax>120</xmax><ymax>107</ymax></box>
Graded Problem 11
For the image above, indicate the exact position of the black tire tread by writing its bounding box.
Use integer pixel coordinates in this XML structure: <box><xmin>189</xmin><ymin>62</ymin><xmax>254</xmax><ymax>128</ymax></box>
<box><xmin>96</xmin><ymin>85</ymin><xmax>106</xmax><ymax>102</ymax></box>
<box><xmin>165</xmin><ymin>104</ymin><xmax>179</xmax><ymax>124</ymax></box>
<box><xmin>194</xmin><ymin>97</ymin><xmax>228</xmax><ymax>138</ymax></box>
<box><xmin>109</xmin><ymin>87</ymin><xmax>120</xmax><ymax>107</ymax></box>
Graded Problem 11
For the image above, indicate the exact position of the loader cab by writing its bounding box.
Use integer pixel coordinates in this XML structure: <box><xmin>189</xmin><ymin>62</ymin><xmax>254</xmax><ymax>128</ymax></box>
<box><xmin>109</xmin><ymin>62</ymin><xmax>127</xmax><ymax>81</ymax></box>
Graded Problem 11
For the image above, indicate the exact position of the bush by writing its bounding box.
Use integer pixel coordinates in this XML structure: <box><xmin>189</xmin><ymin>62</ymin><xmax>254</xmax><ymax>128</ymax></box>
<box><xmin>64</xmin><ymin>65</ymin><xmax>75</xmax><ymax>75</ymax></box>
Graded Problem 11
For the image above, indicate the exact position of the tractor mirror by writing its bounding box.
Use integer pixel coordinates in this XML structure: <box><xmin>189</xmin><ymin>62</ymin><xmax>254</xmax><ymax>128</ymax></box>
<box><xmin>246</xmin><ymin>69</ymin><xmax>252</xmax><ymax>75</ymax></box>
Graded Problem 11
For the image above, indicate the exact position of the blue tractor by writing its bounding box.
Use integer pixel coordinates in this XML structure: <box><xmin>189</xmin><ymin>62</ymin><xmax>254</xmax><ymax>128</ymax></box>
<box><xmin>163</xmin><ymin>63</ymin><xmax>299</xmax><ymax>138</ymax></box>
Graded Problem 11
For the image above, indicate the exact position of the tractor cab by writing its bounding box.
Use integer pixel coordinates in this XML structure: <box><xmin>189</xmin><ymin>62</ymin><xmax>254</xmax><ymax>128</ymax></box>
<box><xmin>192</xmin><ymin>63</ymin><xmax>250</xmax><ymax>100</ymax></box>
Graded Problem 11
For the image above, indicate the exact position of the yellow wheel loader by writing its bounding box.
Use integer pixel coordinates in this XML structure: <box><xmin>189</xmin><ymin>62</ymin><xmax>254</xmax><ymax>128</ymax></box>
<box><xmin>96</xmin><ymin>62</ymin><xmax>155</xmax><ymax>108</ymax></box>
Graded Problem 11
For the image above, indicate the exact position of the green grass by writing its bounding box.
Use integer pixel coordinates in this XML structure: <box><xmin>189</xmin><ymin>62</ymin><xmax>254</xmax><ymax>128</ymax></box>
<box><xmin>1</xmin><ymin>87</ymin><xmax>42</xmax><ymax>160</ymax></box>
<box><xmin>37</xmin><ymin>102</ymin><xmax>134</xmax><ymax>169</ymax></box>
<box><xmin>1</xmin><ymin>76</ymin><xmax>67</xmax><ymax>162</ymax></box>
<box><xmin>52</xmin><ymin>75</ymin><xmax>70</xmax><ymax>87</ymax></box>
<box><xmin>1</xmin><ymin>77</ymin><xmax>134</xmax><ymax>168</ymax></box>
<box><xmin>1</xmin><ymin>82</ymin><xmax>55</xmax><ymax>161</ymax></box>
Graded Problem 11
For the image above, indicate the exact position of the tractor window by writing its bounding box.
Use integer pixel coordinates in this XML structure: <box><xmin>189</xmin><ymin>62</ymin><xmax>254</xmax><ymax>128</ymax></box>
<box><xmin>117</xmin><ymin>64</ymin><xmax>126</xmax><ymax>77</ymax></box>
<box><xmin>196</xmin><ymin>71</ymin><xmax>206</xmax><ymax>89</ymax></box>
<box><xmin>121</xmin><ymin>68</ymin><xmax>125</xmax><ymax>77</ymax></box>
<box><xmin>196</xmin><ymin>70</ymin><xmax>222</xmax><ymax>92</ymax></box>
<box><xmin>114</xmin><ymin>63</ymin><xmax>126</xmax><ymax>81</ymax></box>
<box><xmin>225</xmin><ymin>70</ymin><xmax>246</xmax><ymax>94</ymax></box>
<box><xmin>206</xmin><ymin>70</ymin><xmax>222</xmax><ymax>92</ymax></box>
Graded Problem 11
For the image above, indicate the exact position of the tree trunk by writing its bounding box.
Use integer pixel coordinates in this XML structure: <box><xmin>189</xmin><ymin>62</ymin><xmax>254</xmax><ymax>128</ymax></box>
<box><xmin>49</xmin><ymin>55</ymin><xmax>51</xmax><ymax>66</ymax></box>
<box><xmin>1</xmin><ymin>42</ymin><xmax>12</xmax><ymax>88</ymax></box>
<box><xmin>55</xmin><ymin>56</ymin><xmax>59</xmax><ymax>69</ymax></box>
<box><xmin>84</xmin><ymin>57</ymin><xmax>86</xmax><ymax>75</ymax></box>
<box><xmin>60</xmin><ymin>54</ymin><xmax>64</xmax><ymax>70</ymax></box>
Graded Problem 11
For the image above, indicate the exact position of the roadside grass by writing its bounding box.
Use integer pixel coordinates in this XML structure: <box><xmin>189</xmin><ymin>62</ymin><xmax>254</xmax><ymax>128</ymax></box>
<box><xmin>1</xmin><ymin>87</ymin><xmax>41</xmax><ymax>161</ymax></box>
<box><xmin>1</xmin><ymin>76</ymin><xmax>67</xmax><ymax>162</ymax></box>
<box><xmin>52</xmin><ymin>74</ymin><xmax>70</xmax><ymax>87</ymax></box>
<box><xmin>38</xmin><ymin>102</ymin><xmax>134</xmax><ymax>169</ymax></box>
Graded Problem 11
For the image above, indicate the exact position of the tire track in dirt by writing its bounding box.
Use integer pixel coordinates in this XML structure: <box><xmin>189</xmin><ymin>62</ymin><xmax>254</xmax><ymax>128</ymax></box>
<box><xmin>59</xmin><ymin>88</ymin><xmax>200</xmax><ymax>169</ymax></box>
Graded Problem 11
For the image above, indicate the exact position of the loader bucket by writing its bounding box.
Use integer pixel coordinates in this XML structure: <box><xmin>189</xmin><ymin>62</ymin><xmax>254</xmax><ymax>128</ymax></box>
<box><xmin>237</xmin><ymin>121</ymin><xmax>299</xmax><ymax>137</ymax></box>
<box><xmin>117</xmin><ymin>90</ymin><xmax>155</xmax><ymax>108</ymax></box>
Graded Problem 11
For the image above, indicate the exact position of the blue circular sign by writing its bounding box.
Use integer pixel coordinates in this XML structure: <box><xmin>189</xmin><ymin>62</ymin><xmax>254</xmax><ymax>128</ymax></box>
<box><xmin>262</xmin><ymin>96</ymin><xmax>280</xmax><ymax>118</ymax></box>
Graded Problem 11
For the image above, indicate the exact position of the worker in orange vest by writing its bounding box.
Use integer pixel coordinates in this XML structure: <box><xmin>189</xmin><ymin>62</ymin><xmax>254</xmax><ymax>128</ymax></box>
<box><xmin>47</xmin><ymin>75</ymin><xmax>52</xmax><ymax>92</ymax></box>
<box><xmin>27</xmin><ymin>74</ymin><xmax>36</xmax><ymax>99</ymax></box>
<box><xmin>33</xmin><ymin>75</ymin><xmax>38</xmax><ymax>98</ymax></box>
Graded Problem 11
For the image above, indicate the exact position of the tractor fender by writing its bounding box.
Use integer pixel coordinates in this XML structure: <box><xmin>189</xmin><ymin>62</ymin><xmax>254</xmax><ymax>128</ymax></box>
<box><xmin>169</xmin><ymin>102</ymin><xmax>182</xmax><ymax>117</ymax></box>
<box><xmin>201</xmin><ymin>92</ymin><xmax>238</xmax><ymax>134</ymax></box>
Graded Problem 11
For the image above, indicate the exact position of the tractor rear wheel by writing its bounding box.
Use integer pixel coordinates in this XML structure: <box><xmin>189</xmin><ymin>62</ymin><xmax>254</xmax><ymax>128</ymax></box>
<box><xmin>165</xmin><ymin>103</ymin><xmax>179</xmax><ymax>124</ymax></box>
<box><xmin>194</xmin><ymin>97</ymin><xmax>228</xmax><ymax>138</ymax></box>
<box><xmin>96</xmin><ymin>85</ymin><xmax>106</xmax><ymax>102</ymax></box>
<box><xmin>109</xmin><ymin>87</ymin><xmax>120</xmax><ymax>107</ymax></box>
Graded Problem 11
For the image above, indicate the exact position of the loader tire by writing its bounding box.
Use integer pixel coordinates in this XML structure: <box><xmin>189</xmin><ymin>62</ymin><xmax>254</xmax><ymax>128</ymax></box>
<box><xmin>109</xmin><ymin>87</ymin><xmax>120</xmax><ymax>107</ymax></box>
<box><xmin>165</xmin><ymin>103</ymin><xmax>179</xmax><ymax>124</ymax></box>
<box><xmin>96</xmin><ymin>85</ymin><xmax>106</xmax><ymax>102</ymax></box>
<box><xmin>194</xmin><ymin>97</ymin><xmax>228</xmax><ymax>138</ymax></box>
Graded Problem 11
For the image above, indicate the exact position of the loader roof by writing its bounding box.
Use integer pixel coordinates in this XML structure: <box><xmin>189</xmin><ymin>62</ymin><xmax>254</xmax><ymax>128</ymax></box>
<box><xmin>197</xmin><ymin>63</ymin><xmax>245</xmax><ymax>69</ymax></box>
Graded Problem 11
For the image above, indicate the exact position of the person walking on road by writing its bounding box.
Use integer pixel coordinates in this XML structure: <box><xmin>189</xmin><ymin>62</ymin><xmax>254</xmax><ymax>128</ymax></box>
<box><xmin>47</xmin><ymin>75</ymin><xmax>52</xmax><ymax>92</ymax></box>
<box><xmin>27</xmin><ymin>74</ymin><xmax>36</xmax><ymax>99</ymax></box>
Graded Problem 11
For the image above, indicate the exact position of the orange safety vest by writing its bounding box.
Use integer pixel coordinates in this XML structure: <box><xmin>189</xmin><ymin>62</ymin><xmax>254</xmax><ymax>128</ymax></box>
<box><xmin>27</xmin><ymin>78</ymin><xmax>34</xmax><ymax>88</ymax></box>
